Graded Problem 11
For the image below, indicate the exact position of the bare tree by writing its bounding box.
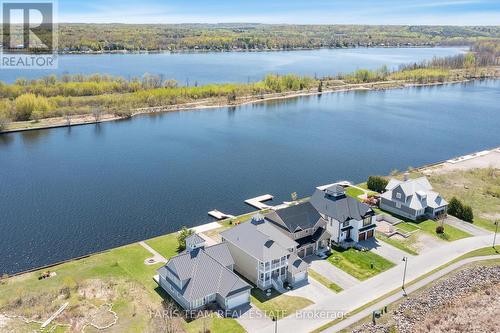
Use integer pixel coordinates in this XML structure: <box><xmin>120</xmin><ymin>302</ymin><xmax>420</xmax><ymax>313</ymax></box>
<box><xmin>92</xmin><ymin>108</ymin><xmax>103</xmax><ymax>123</ymax></box>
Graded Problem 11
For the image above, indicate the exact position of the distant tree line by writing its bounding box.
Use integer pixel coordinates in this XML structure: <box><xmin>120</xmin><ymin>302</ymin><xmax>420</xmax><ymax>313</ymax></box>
<box><xmin>4</xmin><ymin>24</ymin><xmax>498</xmax><ymax>52</ymax></box>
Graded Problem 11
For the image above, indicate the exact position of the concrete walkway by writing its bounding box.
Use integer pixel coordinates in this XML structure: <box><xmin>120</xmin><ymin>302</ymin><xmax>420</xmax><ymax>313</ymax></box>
<box><xmin>305</xmin><ymin>255</ymin><xmax>360</xmax><ymax>290</ymax></box>
<box><xmin>444</xmin><ymin>216</ymin><xmax>491</xmax><ymax>236</ymax></box>
<box><xmin>139</xmin><ymin>241</ymin><xmax>167</xmax><ymax>264</ymax></box>
<box><xmin>360</xmin><ymin>238</ymin><xmax>415</xmax><ymax>263</ymax></box>
<box><xmin>324</xmin><ymin>254</ymin><xmax>500</xmax><ymax>332</ymax></box>
<box><xmin>249</xmin><ymin>233</ymin><xmax>498</xmax><ymax>333</ymax></box>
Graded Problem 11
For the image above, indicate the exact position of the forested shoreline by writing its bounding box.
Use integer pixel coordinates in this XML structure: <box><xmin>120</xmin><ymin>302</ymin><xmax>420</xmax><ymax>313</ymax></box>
<box><xmin>0</xmin><ymin>41</ymin><xmax>499</xmax><ymax>132</ymax></box>
<box><xmin>4</xmin><ymin>24</ymin><xmax>500</xmax><ymax>53</ymax></box>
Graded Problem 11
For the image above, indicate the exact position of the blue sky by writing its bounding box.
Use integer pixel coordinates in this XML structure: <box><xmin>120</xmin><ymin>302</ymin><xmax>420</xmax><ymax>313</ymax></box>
<box><xmin>58</xmin><ymin>0</ymin><xmax>500</xmax><ymax>25</ymax></box>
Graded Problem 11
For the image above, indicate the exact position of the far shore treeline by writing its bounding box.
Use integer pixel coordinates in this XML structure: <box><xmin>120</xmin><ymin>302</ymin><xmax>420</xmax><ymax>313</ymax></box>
<box><xmin>10</xmin><ymin>24</ymin><xmax>500</xmax><ymax>53</ymax></box>
<box><xmin>0</xmin><ymin>41</ymin><xmax>498</xmax><ymax>130</ymax></box>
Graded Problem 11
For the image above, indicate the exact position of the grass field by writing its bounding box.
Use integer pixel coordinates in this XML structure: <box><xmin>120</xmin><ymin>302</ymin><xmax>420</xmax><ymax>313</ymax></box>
<box><xmin>327</xmin><ymin>247</ymin><xmax>395</xmax><ymax>280</ymax></box>
<box><xmin>0</xmin><ymin>235</ymin><xmax>245</xmax><ymax>333</ymax></box>
<box><xmin>418</xmin><ymin>219</ymin><xmax>472</xmax><ymax>241</ymax></box>
<box><xmin>308</xmin><ymin>269</ymin><xmax>343</xmax><ymax>293</ymax></box>
<box><xmin>251</xmin><ymin>288</ymin><xmax>313</xmax><ymax>319</ymax></box>
<box><xmin>420</xmin><ymin>168</ymin><xmax>500</xmax><ymax>232</ymax></box>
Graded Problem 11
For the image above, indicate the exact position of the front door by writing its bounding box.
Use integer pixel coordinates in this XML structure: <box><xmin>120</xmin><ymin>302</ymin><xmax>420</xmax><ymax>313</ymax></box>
<box><xmin>346</xmin><ymin>229</ymin><xmax>351</xmax><ymax>240</ymax></box>
<box><xmin>367</xmin><ymin>230</ymin><xmax>374</xmax><ymax>238</ymax></box>
<box><xmin>358</xmin><ymin>232</ymin><xmax>366</xmax><ymax>241</ymax></box>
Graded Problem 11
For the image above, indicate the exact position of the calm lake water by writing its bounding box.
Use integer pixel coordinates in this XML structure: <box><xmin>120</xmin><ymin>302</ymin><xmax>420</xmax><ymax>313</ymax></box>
<box><xmin>0</xmin><ymin>47</ymin><xmax>466</xmax><ymax>84</ymax></box>
<box><xmin>0</xmin><ymin>79</ymin><xmax>499</xmax><ymax>274</ymax></box>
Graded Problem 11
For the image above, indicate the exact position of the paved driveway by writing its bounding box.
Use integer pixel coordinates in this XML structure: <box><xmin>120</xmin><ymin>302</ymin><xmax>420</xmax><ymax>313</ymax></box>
<box><xmin>305</xmin><ymin>255</ymin><xmax>360</xmax><ymax>290</ymax></box>
<box><xmin>359</xmin><ymin>238</ymin><xmax>413</xmax><ymax>263</ymax></box>
<box><xmin>286</xmin><ymin>278</ymin><xmax>335</xmax><ymax>303</ymax></box>
<box><xmin>236</xmin><ymin>303</ymin><xmax>272</xmax><ymax>333</ymax></box>
<box><xmin>444</xmin><ymin>216</ymin><xmax>491</xmax><ymax>236</ymax></box>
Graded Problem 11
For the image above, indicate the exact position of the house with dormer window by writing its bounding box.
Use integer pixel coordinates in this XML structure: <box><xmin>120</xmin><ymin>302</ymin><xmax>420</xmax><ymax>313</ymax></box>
<box><xmin>310</xmin><ymin>184</ymin><xmax>376</xmax><ymax>243</ymax></box>
<box><xmin>379</xmin><ymin>176</ymin><xmax>448</xmax><ymax>220</ymax></box>
<box><xmin>156</xmin><ymin>234</ymin><xmax>251</xmax><ymax>311</ymax></box>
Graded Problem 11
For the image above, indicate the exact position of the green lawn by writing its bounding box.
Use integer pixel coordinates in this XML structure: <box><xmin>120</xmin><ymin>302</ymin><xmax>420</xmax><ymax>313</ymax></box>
<box><xmin>471</xmin><ymin>217</ymin><xmax>499</xmax><ymax>232</ymax></box>
<box><xmin>345</xmin><ymin>187</ymin><xmax>365</xmax><ymax>199</ymax></box>
<box><xmin>145</xmin><ymin>232</ymin><xmax>179</xmax><ymax>259</ymax></box>
<box><xmin>184</xmin><ymin>314</ymin><xmax>246</xmax><ymax>333</ymax></box>
<box><xmin>375</xmin><ymin>232</ymin><xmax>419</xmax><ymax>256</ymax></box>
<box><xmin>418</xmin><ymin>220</ymin><xmax>472</xmax><ymax>241</ymax></box>
<box><xmin>251</xmin><ymin>288</ymin><xmax>313</xmax><ymax>319</ymax></box>
<box><xmin>308</xmin><ymin>269</ymin><xmax>343</xmax><ymax>293</ymax></box>
<box><xmin>395</xmin><ymin>222</ymin><xmax>420</xmax><ymax>233</ymax></box>
<box><xmin>327</xmin><ymin>247</ymin><xmax>395</xmax><ymax>280</ymax></box>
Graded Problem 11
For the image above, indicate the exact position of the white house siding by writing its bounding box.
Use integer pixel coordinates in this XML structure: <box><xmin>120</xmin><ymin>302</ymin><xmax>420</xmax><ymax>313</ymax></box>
<box><xmin>159</xmin><ymin>275</ymin><xmax>190</xmax><ymax>309</ymax></box>
<box><xmin>224</xmin><ymin>241</ymin><xmax>259</xmax><ymax>284</ymax></box>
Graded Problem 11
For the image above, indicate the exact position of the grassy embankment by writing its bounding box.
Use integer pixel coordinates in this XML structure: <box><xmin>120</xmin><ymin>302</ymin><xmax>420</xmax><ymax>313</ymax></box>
<box><xmin>0</xmin><ymin>231</ymin><xmax>244</xmax><ymax>332</ymax></box>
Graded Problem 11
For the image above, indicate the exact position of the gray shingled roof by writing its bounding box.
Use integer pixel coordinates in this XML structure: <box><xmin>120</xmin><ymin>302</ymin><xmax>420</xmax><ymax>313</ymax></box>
<box><xmin>382</xmin><ymin>177</ymin><xmax>447</xmax><ymax>210</ymax></box>
<box><xmin>221</xmin><ymin>218</ymin><xmax>290</xmax><ymax>261</ymax></box>
<box><xmin>185</xmin><ymin>233</ymin><xmax>205</xmax><ymax>247</ymax></box>
<box><xmin>159</xmin><ymin>243</ymin><xmax>250</xmax><ymax>303</ymax></box>
<box><xmin>265</xmin><ymin>202</ymin><xmax>325</xmax><ymax>232</ymax></box>
<box><xmin>310</xmin><ymin>186</ymin><xmax>373</xmax><ymax>223</ymax></box>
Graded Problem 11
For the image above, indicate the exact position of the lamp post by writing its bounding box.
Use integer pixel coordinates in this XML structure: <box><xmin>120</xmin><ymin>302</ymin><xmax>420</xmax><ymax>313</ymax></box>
<box><xmin>402</xmin><ymin>257</ymin><xmax>408</xmax><ymax>296</ymax></box>
<box><xmin>493</xmin><ymin>221</ymin><xmax>498</xmax><ymax>249</ymax></box>
<box><xmin>272</xmin><ymin>316</ymin><xmax>278</xmax><ymax>333</ymax></box>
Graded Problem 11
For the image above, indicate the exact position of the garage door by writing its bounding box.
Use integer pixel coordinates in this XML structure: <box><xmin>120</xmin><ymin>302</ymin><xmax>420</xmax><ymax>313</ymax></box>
<box><xmin>226</xmin><ymin>292</ymin><xmax>250</xmax><ymax>309</ymax></box>
<box><xmin>294</xmin><ymin>271</ymin><xmax>307</xmax><ymax>283</ymax></box>
<box><xmin>367</xmin><ymin>230</ymin><xmax>374</xmax><ymax>238</ymax></box>
<box><xmin>358</xmin><ymin>232</ymin><xmax>366</xmax><ymax>241</ymax></box>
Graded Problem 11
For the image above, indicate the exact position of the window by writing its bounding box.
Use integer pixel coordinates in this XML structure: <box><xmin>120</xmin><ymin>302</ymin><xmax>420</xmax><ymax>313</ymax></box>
<box><xmin>396</xmin><ymin>193</ymin><xmax>402</xmax><ymax>199</ymax></box>
<box><xmin>363</xmin><ymin>217</ymin><xmax>371</xmax><ymax>226</ymax></box>
<box><xmin>343</xmin><ymin>221</ymin><xmax>350</xmax><ymax>228</ymax></box>
<box><xmin>396</xmin><ymin>202</ymin><xmax>401</xmax><ymax>208</ymax></box>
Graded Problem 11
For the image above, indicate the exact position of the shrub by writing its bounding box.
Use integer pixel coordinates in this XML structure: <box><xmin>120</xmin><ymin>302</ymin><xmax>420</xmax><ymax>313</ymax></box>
<box><xmin>14</xmin><ymin>93</ymin><xmax>52</xmax><ymax>121</ymax></box>
<box><xmin>447</xmin><ymin>197</ymin><xmax>474</xmax><ymax>222</ymax></box>
<box><xmin>0</xmin><ymin>108</ymin><xmax>10</xmax><ymax>131</ymax></box>
<box><xmin>436</xmin><ymin>225</ymin><xmax>445</xmax><ymax>234</ymax></box>
<box><xmin>177</xmin><ymin>226</ymin><xmax>194</xmax><ymax>251</ymax></box>
<box><xmin>461</xmin><ymin>205</ymin><xmax>474</xmax><ymax>222</ymax></box>
<box><xmin>367</xmin><ymin>176</ymin><xmax>389</xmax><ymax>193</ymax></box>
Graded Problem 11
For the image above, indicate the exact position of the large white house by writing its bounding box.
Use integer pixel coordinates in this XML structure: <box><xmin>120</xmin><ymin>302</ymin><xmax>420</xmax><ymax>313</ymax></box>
<box><xmin>310</xmin><ymin>184</ymin><xmax>376</xmax><ymax>243</ymax></box>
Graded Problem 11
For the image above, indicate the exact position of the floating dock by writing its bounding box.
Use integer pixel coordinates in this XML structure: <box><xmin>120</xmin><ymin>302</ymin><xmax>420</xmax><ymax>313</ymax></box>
<box><xmin>208</xmin><ymin>210</ymin><xmax>235</xmax><ymax>220</ymax></box>
<box><xmin>245</xmin><ymin>194</ymin><xmax>274</xmax><ymax>209</ymax></box>
<box><xmin>316</xmin><ymin>181</ymin><xmax>351</xmax><ymax>191</ymax></box>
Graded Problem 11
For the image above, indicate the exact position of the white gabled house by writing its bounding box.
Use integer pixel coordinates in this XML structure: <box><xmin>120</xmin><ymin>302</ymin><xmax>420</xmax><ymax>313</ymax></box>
<box><xmin>379</xmin><ymin>176</ymin><xmax>448</xmax><ymax>221</ymax></box>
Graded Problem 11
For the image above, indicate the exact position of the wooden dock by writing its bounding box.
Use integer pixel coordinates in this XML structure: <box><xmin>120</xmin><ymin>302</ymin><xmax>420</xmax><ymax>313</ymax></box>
<box><xmin>316</xmin><ymin>181</ymin><xmax>351</xmax><ymax>191</ymax></box>
<box><xmin>245</xmin><ymin>194</ymin><xmax>274</xmax><ymax>209</ymax></box>
<box><xmin>208</xmin><ymin>210</ymin><xmax>235</xmax><ymax>220</ymax></box>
